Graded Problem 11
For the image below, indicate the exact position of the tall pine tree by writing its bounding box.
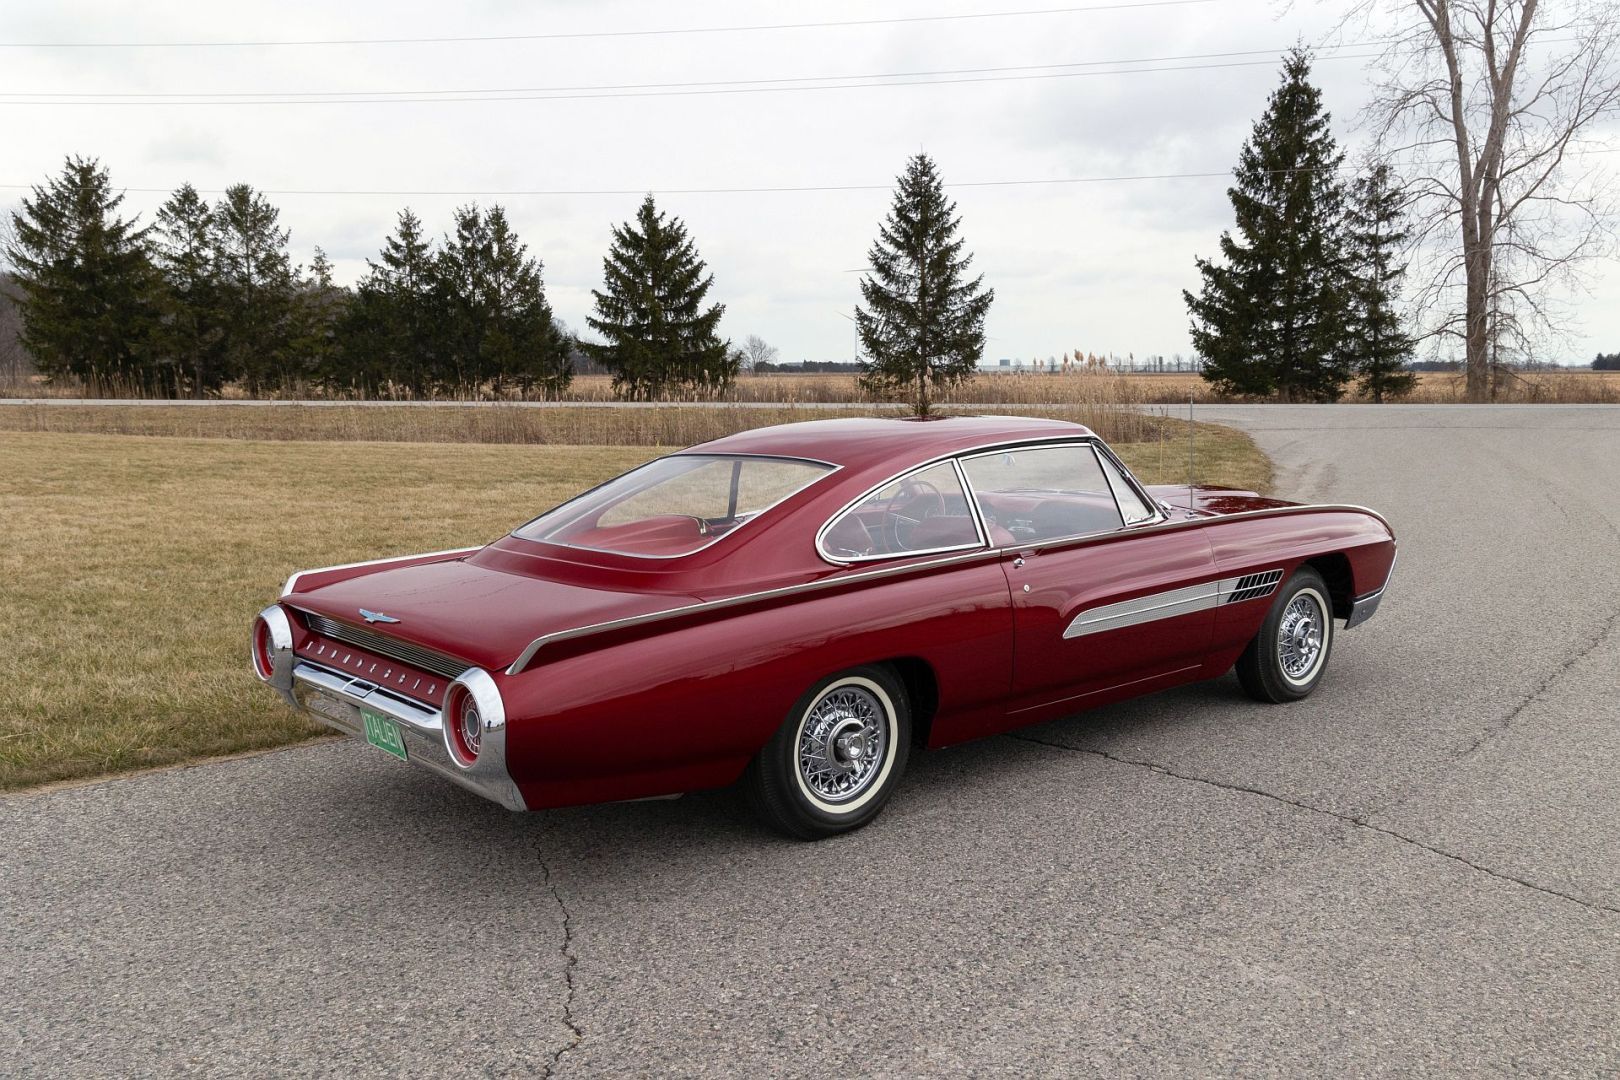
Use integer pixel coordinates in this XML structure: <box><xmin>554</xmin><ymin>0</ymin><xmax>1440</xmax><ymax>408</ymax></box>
<box><xmin>4</xmin><ymin>156</ymin><xmax>160</xmax><ymax>390</ymax></box>
<box><xmin>1345</xmin><ymin>164</ymin><xmax>1416</xmax><ymax>402</ymax></box>
<box><xmin>153</xmin><ymin>183</ymin><xmax>222</xmax><ymax>396</ymax></box>
<box><xmin>341</xmin><ymin>208</ymin><xmax>440</xmax><ymax>394</ymax></box>
<box><xmin>583</xmin><ymin>195</ymin><xmax>733</xmax><ymax>400</ymax></box>
<box><xmin>856</xmin><ymin>153</ymin><xmax>994</xmax><ymax>415</ymax></box>
<box><xmin>1186</xmin><ymin>48</ymin><xmax>1352</xmax><ymax>402</ymax></box>
<box><xmin>210</xmin><ymin>184</ymin><xmax>296</xmax><ymax>393</ymax></box>
<box><xmin>432</xmin><ymin>204</ymin><xmax>571</xmax><ymax>397</ymax></box>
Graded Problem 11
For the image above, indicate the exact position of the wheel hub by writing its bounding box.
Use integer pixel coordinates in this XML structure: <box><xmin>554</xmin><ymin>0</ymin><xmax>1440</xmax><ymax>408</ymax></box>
<box><xmin>797</xmin><ymin>685</ymin><xmax>888</xmax><ymax>803</ymax></box>
<box><xmin>1278</xmin><ymin>594</ymin><xmax>1325</xmax><ymax>680</ymax></box>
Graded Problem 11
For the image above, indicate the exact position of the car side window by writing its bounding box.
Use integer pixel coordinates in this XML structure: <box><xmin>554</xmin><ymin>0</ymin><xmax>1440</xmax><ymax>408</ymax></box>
<box><xmin>819</xmin><ymin>461</ymin><xmax>982</xmax><ymax>561</ymax></box>
<box><xmin>1095</xmin><ymin>451</ymin><xmax>1156</xmax><ymax>525</ymax></box>
<box><xmin>960</xmin><ymin>444</ymin><xmax>1125</xmax><ymax>542</ymax></box>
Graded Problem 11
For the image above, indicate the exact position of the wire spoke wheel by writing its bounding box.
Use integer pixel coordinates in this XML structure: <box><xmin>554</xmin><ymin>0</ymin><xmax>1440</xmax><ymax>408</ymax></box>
<box><xmin>1277</xmin><ymin>592</ymin><xmax>1326</xmax><ymax>682</ymax></box>
<box><xmin>796</xmin><ymin>686</ymin><xmax>888</xmax><ymax>804</ymax></box>
<box><xmin>745</xmin><ymin>667</ymin><xmax>912</xmax><ymax>839</ymax></box>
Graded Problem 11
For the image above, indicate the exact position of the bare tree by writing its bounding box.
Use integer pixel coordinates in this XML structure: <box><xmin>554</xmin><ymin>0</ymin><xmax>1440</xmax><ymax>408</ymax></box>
<box><xmin>1351</xmin><ymin>0</ymin><xmax>1620</xmax><ymax>399</ymax></box>
<box><xmin>740</xmin><ymin>333</ymin><xmax>780</xmax><ymax>373</ymax></box>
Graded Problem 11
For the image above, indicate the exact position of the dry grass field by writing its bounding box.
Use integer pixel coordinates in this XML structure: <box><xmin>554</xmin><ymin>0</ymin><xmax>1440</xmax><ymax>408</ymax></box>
<box><xmin>8</xmin><ymin>368</ymin><xmax>1619</xmax><ymax>405</ymax></box>
<box><xmin>0</xmin><ymin>422</ymin><xmax>1266</xmax><ymax>790</ymax></box>
<box><xmin>0</xmin><ymin>401</ymin><xmax>1160</xmax><ymax>446</ymax></box>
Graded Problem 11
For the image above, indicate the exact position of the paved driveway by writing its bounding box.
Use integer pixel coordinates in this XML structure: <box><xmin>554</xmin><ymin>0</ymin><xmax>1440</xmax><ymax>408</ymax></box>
<box><xmin>5</xmin><ymin>405</ymin><xmax>1618</xmax><ymax>1077</ymax></box>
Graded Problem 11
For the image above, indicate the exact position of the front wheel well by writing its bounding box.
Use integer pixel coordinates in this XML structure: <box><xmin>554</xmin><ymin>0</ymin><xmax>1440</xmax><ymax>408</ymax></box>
<box><xmin>876</xmin><ymin>657</ymin><xmax>938</xmax><ymax>749</ymax></box>
<box><xmin>1305</xmin><ymin>553</ymin><xmax>1354</xmax><ymax>619</ymax></box>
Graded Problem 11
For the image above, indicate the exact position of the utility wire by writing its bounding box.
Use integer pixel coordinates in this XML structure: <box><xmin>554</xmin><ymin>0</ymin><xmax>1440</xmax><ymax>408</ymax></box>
<box><xmin>0</xmin><ymin>0</ymin><xmax>1217</xmax><ymax>49</ymax></box>
<box><xmin>3</xmin><ymin>43</ymin><xmax>1387</xmax><ymax>100</ymax></box>
<box><xmin>0</xmin><ymin>53</ymin><xmax>1381</xmax><ymax>106</ymax></box>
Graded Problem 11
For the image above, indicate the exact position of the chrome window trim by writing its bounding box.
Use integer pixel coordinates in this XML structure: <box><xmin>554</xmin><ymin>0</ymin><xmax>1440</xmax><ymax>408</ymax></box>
<box><xmin>281</xmin><ymin>547</ymin><xmax>482</xmax><ymax>598</ymax></box>
<box><xmin>509</xmin><ymin>501</ymin><xmax>1390</xmax><ymax>675</ymax></box>
<box><xmin>814</xmin><ymin>457</ymin><xmax>988</xmax><ymax>567</ymax></box>
<box><xmin>514</xmin><ymin>452</ymin><xmax>843</xmax><ymax>562</ymax></box>
<box><xmin>955</xmin><ymin>437</ymin><xmax>1133</xmax><ymax>547</ymax></box>
<box><xmin>1092</xmin><ymin>440</ymin><xmax>1167</xmax><ymax>527</ymax></box>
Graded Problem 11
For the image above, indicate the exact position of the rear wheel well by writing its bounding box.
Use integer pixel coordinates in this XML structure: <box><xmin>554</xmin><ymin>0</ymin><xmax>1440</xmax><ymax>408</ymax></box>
<box><xmin>879</xmin><ymin>657</ymin><xmax>939</xmax><ymax>749</ymax></box>
<box><xmin>1305</xmin><ymin>553</ymin><xmax>1354</xmax><ymax>619</ymax></box>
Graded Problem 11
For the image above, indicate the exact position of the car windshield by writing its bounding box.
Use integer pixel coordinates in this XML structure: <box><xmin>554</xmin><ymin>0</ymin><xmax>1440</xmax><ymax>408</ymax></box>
<box><xmin>514</xmin><ymin>454</ymin><xmax>834</xmax><ymax>557</ymax></box>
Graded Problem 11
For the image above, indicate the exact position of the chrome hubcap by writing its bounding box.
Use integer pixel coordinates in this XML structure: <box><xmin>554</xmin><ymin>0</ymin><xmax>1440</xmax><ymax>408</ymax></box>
<box><xmin>798</xmin><ymin>686</ymin><xmax>888</xmax><ymax>803</ymax></box>
<box><xmin>1278</xmin><ymin>593</ymin><xmax>1325</xmax><ymax>681</ymax></box>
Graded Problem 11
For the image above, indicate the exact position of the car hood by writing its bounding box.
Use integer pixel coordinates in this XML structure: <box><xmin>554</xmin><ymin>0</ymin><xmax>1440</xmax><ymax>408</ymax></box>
<box><xmin>1144</xmin><ymin>485</ymin><xmax>1299</xmax><ymax>517</ymax></box>
<box><xmin>284</xmin><ymin>556</ymin><xmax>699</xmax><ymax>673</ymax></box>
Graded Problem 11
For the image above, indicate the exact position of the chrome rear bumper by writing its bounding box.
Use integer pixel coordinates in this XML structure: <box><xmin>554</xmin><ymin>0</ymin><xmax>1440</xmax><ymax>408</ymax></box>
<box><xmin>256</xmin><ymin>606</ymin><xmax>526</xmax><ymax>810</ymax></box>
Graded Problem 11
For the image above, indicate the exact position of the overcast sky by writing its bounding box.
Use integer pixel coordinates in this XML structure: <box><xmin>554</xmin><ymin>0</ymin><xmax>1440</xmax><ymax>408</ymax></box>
<box><xmin>3</xmin><ymin>0</ymin><xmax>1617</xmax><ymax>365</ymax></box>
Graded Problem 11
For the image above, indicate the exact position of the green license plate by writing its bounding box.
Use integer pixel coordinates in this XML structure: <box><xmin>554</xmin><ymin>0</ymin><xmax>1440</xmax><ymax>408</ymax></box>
<box><xmin>361</xmin><ymin>708</ymin><xmax>408</xmax><ymax>761</ymax></box>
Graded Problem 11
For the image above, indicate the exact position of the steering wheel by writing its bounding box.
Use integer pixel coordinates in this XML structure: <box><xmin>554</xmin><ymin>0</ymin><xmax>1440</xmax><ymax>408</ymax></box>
<box><xmin>883</xmin><ymin>480</ymin><xmax>946</xmax><ymax>551</ymax></box>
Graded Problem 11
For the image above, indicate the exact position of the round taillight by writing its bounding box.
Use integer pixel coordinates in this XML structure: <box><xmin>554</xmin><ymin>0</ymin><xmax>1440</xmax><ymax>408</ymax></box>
<box><xmin>447</xmin><ymin>689</ymin><xmax>481</xmax><ymax>765</ymax></box>
<box><xmin>252</xmin><ymin>617</ymin><xmax>276</xmax><ymax>680</ymax></box>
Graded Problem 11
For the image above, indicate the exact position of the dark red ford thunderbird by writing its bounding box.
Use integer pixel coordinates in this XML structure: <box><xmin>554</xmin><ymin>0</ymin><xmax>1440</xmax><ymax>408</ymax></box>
<box><xmin>254</xmin><ymin>416</ymin><xmax>1395</xmax><ymax>838</ymax></box>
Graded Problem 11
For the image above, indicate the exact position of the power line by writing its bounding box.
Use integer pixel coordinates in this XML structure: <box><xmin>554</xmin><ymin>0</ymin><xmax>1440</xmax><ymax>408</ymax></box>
<box><xmin>0</xmin><ymin>53</ymin><xmax>1381</xmax><ymax>106</ymax></box>
<box><xmin>0</xmin><ymin>0</ymin><xmax>1216</xmax><ymax>49</ymax></box>
<box><xmin>0</xmin><ymin>166</ymin><xmax>1434</xmax><ymax>200</ymax></box>
<box><xmin>0</xmin><ymin>44</ymin><xmax>1380</xmax><ymax>99</ymax></box>
<box><xmin>2</xmin><ymin>44</ymin><xmax>1384</xmax><ymax>101</ymax></box>
<box><xmin>3</xmin><ymin>151</ymin><xmax>1610</xmax><ymax>199</ymax></box>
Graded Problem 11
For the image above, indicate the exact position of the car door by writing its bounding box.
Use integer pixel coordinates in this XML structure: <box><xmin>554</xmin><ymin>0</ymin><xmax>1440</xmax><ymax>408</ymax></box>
<box><xmin>959</xmin><ymin>441</ymin><xmax>1218</xmax><ymax>718</ymax></box>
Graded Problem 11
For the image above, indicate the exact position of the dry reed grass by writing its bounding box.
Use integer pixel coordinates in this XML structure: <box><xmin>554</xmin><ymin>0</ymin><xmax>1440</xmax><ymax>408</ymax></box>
<box><xmin>0</xmin><ymin>401</ymin><xmax>1163</xmax><ymax>446</ymax></box>
<box><xmin>8</xmin><ymin>368</ymin><xmax>1618</xmax><ymax>405</ymax></box>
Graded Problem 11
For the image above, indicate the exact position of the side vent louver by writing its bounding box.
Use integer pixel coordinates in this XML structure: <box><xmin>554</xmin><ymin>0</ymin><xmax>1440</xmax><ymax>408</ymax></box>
<box><xmin>1224</xmin><ymin>569</ymin><xmax>1285</xmax><ymax>604</ymax></box>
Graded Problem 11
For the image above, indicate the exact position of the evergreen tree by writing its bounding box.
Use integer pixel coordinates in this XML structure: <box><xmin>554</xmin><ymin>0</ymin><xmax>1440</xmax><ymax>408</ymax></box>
<box><xmin>152</xmin><ymin>183</ymin><xmax>222</xmax><ymax>396</ymax></box>
<box><xmin>4</xmin><ymin>156</ymin><xmax>160</xmax><ymax>390</ymax></box>
<box><xmin>855</xmin><ymin>154</ymin><xmax>994</xmax><ymax>414</ymax></box>
<box><xmin>1345</xmin><ymin>164</ymin><xmax>1416</xmax><ymax>402</ymax></box>
<box><xmin>289</xmin><ymin>247</ymin><xmax>349</xmax><ymax>388</ymax></box>
<box><xmin>210</xmin><ymin>184</ymin><xmax>296</xmax><ymax>393</ymax></box>
<box><xmin>341</xmin><ymin>208</ymin><xmax>440</xmax><ymax>394</ymax></box>
<box><xmin>583</xmin><ymin>194</ymin><xmax>733</xmax><ymax>400</ymax></box>
<box><xmin>431</xmin><ymin>204</ymin><xmax>571</xmax><ymax>397</ymax></box>
<box><xmin>1186</xmin><ymin>48</ymin><xmax>1353</xmax><ymax>402</ymax></box>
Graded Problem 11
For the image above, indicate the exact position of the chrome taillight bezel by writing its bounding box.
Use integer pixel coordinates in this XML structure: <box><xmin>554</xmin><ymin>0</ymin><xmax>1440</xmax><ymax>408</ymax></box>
<box><xmin>443</xmin><ymin>668</ymin><xmax>506</xmax><ymax>770</ymax></box>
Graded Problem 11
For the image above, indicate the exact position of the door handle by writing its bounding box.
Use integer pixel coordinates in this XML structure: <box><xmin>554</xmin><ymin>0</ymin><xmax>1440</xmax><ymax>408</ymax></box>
<box><xmin>1012</xmin><ymin>557</ymin><xmax>1025</xmax><ymax>568</ymax></box>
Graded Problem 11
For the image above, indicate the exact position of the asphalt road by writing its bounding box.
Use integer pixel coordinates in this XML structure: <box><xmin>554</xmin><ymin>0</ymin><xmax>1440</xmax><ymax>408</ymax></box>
<box><xmin>5</xmin><ymin>405</ymin><xmax>1619</xmax><ymax>1077</ymax></box>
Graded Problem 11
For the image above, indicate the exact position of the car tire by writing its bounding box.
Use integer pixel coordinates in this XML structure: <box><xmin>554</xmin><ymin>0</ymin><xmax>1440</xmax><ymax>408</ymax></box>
<box><xmin>743</xmin><ymin>665</ymin><xmax>912</xmax><ymax>840</ymax></box>
<box><xmin>1236</xmin><ymin>567</ymin><xmax>1335</xmax><ymax>703</ymax></box>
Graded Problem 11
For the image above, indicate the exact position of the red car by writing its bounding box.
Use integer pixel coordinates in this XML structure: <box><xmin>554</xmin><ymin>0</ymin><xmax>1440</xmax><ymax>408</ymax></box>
<box><xmin>254</xmin><ymin>416</ymin><xmax>1395</xmax><ymax>838</ymax></box>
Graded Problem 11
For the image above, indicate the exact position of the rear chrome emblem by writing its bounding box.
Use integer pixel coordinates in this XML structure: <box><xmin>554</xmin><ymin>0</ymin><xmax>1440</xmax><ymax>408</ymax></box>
<box><xmin>359</xmin><ymin>609</ymin><xmax>400</xmax><ymax>625</ymax></box>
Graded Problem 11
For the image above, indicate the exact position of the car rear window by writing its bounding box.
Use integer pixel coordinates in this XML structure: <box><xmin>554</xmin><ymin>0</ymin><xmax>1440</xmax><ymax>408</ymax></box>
<box><xmin>514</xmin><ymin>454</ymin><xmax>833</xmax><ymax>558</ymax></box>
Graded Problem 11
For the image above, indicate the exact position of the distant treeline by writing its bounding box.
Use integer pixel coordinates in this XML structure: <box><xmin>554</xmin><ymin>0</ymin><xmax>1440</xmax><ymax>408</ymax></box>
<box><xmin>1594</xmin><ymin>353</ymin><xmax>1620</xmax><ymax>371</ymax></box>
<box><xmin>3</xmin><ymin>158</ymin><xmax>735</xmax><ymax>399</ymax></box>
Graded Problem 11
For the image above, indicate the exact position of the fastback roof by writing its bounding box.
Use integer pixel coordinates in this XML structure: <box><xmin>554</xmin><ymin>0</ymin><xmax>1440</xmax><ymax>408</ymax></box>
<box><xmin>686</xmin><ymin>415</ymin><xmax>1094</xmax><ymax>473</ymax></box>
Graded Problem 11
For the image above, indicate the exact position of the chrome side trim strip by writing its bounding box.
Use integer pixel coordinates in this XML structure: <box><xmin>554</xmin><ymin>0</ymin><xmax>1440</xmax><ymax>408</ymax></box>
<box><xmin>507</xmin><ymin>501</ymin><xmax>1391</xmax><ymax>675</ymax></box>
<box><xmin>281</xmin><ymin>547</ymin><xmax>481</xmax><ymax>598</ymax></box>
<box><xmin>506</xmin><ymin>547</ymin><xmax>995</xmax><ymax>675</ymax></box>
<box><xmin>1062</xmin><ymin>568</ymin><xmax>1285</xmax><ymax>639</ymax></box>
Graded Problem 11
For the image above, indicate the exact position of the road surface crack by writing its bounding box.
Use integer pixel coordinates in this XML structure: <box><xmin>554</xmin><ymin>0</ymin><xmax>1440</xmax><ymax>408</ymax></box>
<box><xmin>1453</xmin><ymin>600</ymin><xmax>1620</xmax><ymax>761</ymax></box>
<box><xmin>539</xmin><ymin>856</ymin><xmax>583</xmax><ymax>1079</ymax></box>
<box><xmin>1008</xmin><ymin>733</ymin><xmax>1620</xmax><ymax>918</ymax></box>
